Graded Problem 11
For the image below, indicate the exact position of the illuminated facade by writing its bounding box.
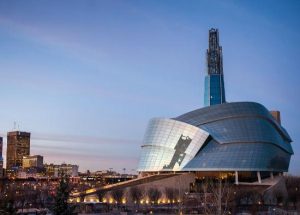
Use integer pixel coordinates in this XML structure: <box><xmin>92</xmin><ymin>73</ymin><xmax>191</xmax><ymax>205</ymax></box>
<box><xmin>6</xmin><ymin>131</ymin><xmax>31</xmax><ymax>171</ymax></box>
<box><xmin>44</xmin><ymin>163</ymin><xmax>79</xmax><ymax>177</ymax></box>
<box><xmin>23</xmin><ymin>155</ymin><xmax>44</xmax><ymax>169</ymax></box>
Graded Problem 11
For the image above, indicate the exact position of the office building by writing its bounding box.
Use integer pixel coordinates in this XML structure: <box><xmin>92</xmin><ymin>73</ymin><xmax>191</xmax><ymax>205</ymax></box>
<box><xmin>0</xmin><ymin>137</ymin><xmax>3</xmax><ymax>177</ymax></box>
<box><xmin>6</xmin><ymin>131</ymin><xmax>31</xmax><ymax>171</ymax></box>
<box><xmin>23</xmin><ymin>155</ymin><xmax>43</xmax><ymax>169</ymax></box>
<box><xmin>45</xmin><ymin>163</ymin><xmax>79</xmax><ymax>177</ymax></box>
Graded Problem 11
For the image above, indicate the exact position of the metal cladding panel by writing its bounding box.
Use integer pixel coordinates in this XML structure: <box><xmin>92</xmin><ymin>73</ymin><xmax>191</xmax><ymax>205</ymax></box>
<box><xmin>175</xmin><ymin>102</ymin><xmax>292</xmax><ymax>145</ymax></box>
<box><xmin>137</xmin><ymin>118</ymin><xmax>209</xmax><ymax>172</ymax></box>
<box><xmin>200</xmin><ymin>118</ymin><xmax>293</xmax><ymax>154</ymax></box>
<box><xmin>183</xmin><ymin>140</ymin><xmax>291</xmax><ymax>172</ymax></box>
<box><xmin>137</xmin><ymin>102</ymin><xmax>293</xmax><ymax>172</ymax></box>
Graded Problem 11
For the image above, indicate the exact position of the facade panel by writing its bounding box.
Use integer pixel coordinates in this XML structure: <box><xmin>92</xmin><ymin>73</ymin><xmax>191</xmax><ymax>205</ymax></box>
<box><xmin>137</xmin><ymin>118</ymin><xmax>209</xmax><ymax>172</ymax></box>
<box><xmin>183</xmin><ymin>140</ymin><xmax>291</xmax><ymax>172</ymax></box>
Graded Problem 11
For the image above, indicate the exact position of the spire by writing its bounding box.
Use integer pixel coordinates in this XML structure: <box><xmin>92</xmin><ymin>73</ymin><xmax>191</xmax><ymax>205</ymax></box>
<box><xmin>207</xmin><ymin>28</ymin><xmax>223</xmax><ymax>75</ymax></box>
<box><xmin>204</xmin><ymin>28</ymin><xmax>226</xmax><ymax>106</ymax></box>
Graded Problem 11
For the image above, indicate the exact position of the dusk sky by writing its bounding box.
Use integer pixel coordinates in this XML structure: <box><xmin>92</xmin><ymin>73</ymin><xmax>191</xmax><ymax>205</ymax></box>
<box><xmin>0</xmin><ymin>0</ymin><xmax>299</xmax><ymax>174</ymax></box>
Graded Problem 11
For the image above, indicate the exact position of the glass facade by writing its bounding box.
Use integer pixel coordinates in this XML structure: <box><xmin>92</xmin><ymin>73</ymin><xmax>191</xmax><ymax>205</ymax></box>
<box><xmin>204</xmin><ymin>75</ymin><xmax>226</xmax><ymax>106</ymax></box>
<box><xmin>137</xmin><ymin>29</ymin><xmax>293</xmax><ymax>174</ymax></box>
<box><xmin>137</xmin><ymin>118</ymin><xmax>209</xmax><ymax>172</ymax></box>
<box><xmin>138</xmin><ymin>102</ymin><xmax>293</xmax><ymax>173</ymax></box>
<box><xmin>183</xmin><ymin>140</ymin><xmax>291</xmax><ymax>172</ymax></box>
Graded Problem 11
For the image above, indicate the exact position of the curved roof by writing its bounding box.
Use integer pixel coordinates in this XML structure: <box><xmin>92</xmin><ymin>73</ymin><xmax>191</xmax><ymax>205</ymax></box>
<box><xmin>137</xmin><ymin>102</ymin><xmax>293</xmax><ymax>172</ymax></box>
<box><xmin>175</xmin><ymin>102</ymin><xmax>293</xmax><ymax>154</ymax></box>
<box><xmin>175</xmin><ymin>102</ymin><xmax>291</xmax><ymax>141</ymax></box>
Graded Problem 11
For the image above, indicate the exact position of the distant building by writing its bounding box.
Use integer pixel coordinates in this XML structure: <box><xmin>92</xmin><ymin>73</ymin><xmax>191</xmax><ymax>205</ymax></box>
<box><xmin>23</xmin><ymin>155</ymin><xmax>43</xmax><ymax>169</ymax></box>
<box><xmin>45</xmin><ymin>163</ymin><xmax>79</xmax><ymax>177</ymax></box>
<box><xmin>6</xmin><ymin>131</ymin><xmax>31</xmax><ymax>172</ymax></box>
<box><xmin>0</xmin><ymin>137</ymin><xmax>3</xmax><ymax>177</ymax></box>
<box><xmin>270</xmin><ymin>110</ymin><xmax>281</xmax><ymax>124</ymax></box>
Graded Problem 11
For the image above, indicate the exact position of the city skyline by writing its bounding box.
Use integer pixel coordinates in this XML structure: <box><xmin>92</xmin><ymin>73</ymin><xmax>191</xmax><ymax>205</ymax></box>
<box><xmin>0</xmin><ymin>1</ymin><xmax>299</xmax><ymax>174</ymax></box>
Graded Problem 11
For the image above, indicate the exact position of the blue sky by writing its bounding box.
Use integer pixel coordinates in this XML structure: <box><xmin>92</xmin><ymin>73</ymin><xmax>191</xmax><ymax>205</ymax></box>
<box><xmin>0</xmin><ymin>0</ymin><xmax>299</xmax><ymax>174</ymax></box>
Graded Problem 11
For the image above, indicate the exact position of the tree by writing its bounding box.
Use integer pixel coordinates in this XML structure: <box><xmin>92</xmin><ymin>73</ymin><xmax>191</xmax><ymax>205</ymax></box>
<box><xmin>52</xmin><ymin>174</ymin><xmax>75</xmax><ymax>215</ymax></box>
<box><xmin>286</xmin><ymin>176</ymin><xmax>300</xmax><ymax>207</ymax></box>
<box><xmin>273</xmin><ymin>188</ymin><xmax>286</xmax><ymax>206</ymax></box>
<box><xmin>147</xmin><ymin>187</ymin><xmax>161</xmax><ymax>205</ymax></box>
<box><xmin>111</xmin><ymin>189</ymin><xmax>124</xmax><ymax>209</ymax></box>
<box><xmin>201</xmin><ymin>178</ymin><xmax>234</xmax><ymax>215</ymax></box>
<box><xmin>96</xmin><ymin>190</ymin><xmax>107</xmax><ymax>203</ymax></box>
<box><xmin>0</xmin><ymin>192</ymin><xmax>16</xmax><ymax>215</ymax></box>
<box><xmin>130</xmin><ymin>186</ymin><xmax>145</xmax><ymax>210</ymax></box>
<box><xmin>130</xmin><ymin>187</ymin><xmax>143</xmax><ymax>202</ymax></box>
<box><xmin>165</xmin><ymin>187</ymin><xmax>178</xmax><ymax>202</ymax></box>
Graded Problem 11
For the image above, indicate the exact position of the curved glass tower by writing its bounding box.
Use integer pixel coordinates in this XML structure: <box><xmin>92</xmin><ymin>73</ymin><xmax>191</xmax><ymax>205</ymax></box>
<box><xmin>204</xmin><ymin>28</ymin><xmax>226</xmax><ymax>106</ymax></box>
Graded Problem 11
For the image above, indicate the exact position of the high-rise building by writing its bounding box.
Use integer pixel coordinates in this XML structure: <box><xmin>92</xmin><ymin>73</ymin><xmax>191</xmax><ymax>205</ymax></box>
<box><xmin>23</xmin><ymin>155</ymin><xmax>43</xmax><ymax>169</ymax></box>
<box><xmin>6</xmin><ymin>131</ymin><xmax>31</xmax><ymax>171</ymax></box>
<box><xmin>204</xmin><ymin>28</ymin><xmax>226</xmax><ymax>106</ymax></box>
<box><xmin>0</xmin><ymin>137</ymin><xmax>3</xmax><ymax>177</ymax></box>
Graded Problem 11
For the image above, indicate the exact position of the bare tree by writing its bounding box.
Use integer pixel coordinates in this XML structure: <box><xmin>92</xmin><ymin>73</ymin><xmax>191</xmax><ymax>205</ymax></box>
<box><xmin>147</xmin><ymin>187</ymin><xmax>162</xmax><ymax>205</ymax></box>
<box><xmin>129</xmin><ymin>187</ymin><xmax>145</xmax><ymax>204</ymax></box>
<box><xmin>165</xmin><ymin>187</ymin><xmax>178</xmax><ymax>201</ymax></box>
<box><xmin>0</xmin><ymin>184</ymin><xmax>17</xmax><ymax>215</ymax></box>
<box><xmin>111</xmin><ymin>189</ymin><xmax>124</xmax><ymax>209</ymax></box>
<box><xmin>96</xmin><ymin>190</ymin><xmax>107</xmax><ymax>203</ymax></box>
<box><xmin>285</xmin><ymin>176</ymin><xmax>300</xmax><ymax>208</ymax></box>
<box><xmin>273</xmin><ymin>188</ymin><xmax>286</xmax><ymax>206</ymax></box>
<box><xmin>165</xmin><ymin>187</ymin><xmax>179</xmax><ymax>209</ymax></box>
<box><xmin>129</xmin><ymin>186</ymin><xmax>145</xmax><ymax>209</ymax></box>
<box><xmin>201</xmin><ymin>178</ymin><xmax>234</xmax><ymax>215</ymax></box>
